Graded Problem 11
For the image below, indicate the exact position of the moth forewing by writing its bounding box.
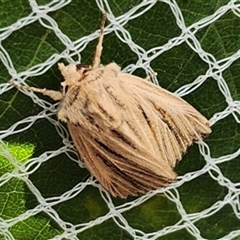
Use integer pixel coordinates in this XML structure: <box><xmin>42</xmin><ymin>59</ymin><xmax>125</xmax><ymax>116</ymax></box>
<box><xmin>67</xmin><ymin>121</ymin><xmax>175</xmax><ymax>198</ymax></box>
<box><xmin>56</xmin><ymin>62</ymin><xmax>210</xmax><ymax>198</ymax></box>
<box><xmin>10</xmin><ymin>13</ymin><xmax>211</xmax><ymax>198</ymax></box>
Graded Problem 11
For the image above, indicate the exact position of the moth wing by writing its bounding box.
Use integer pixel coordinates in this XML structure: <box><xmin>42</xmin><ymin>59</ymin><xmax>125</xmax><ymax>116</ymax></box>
<box><xmin>68</xmin><ymin>122</ymin><xmax>174</xmax><ymax>198</ymax></box>
<box><xmin>62</xmin><ymin>65</ymin><xmax>211</xmax><ymax>198</ymax></box>
<box><xmin>119</xmin><ymin>72</ymin><xmax>211</xmax><ymax>167</ymax></box>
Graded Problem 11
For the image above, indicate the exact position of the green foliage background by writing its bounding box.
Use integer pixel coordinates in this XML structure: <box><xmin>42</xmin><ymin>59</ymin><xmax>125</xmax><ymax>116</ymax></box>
<box><xmin>0</xmin><ymin>0</ymin><xmax>240</xmax><ymax>239</ymax></box>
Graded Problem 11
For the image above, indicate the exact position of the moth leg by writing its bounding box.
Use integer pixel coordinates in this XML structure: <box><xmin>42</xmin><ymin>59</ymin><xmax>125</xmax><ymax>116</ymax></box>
<box><xmin>9</xmin><ymin>80</ymin><xmax>63</xmax><ymax>101</ymax></box>
<box><xmin>92</xmin><ymin>12</ymin><xmax>107</xmax><ymax>69</ymax></box>
<box><xmin>145</xmin><ymin>72</ymin><xmax>158</xmax><ymax>81</ymax></box>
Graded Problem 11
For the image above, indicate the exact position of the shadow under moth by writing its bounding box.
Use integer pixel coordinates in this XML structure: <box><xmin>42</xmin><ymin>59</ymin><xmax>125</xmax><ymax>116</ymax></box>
<box><xmin>10</xmin><ymin>13</ymin><xmax>211</xmax><ymax>198</ymax></box>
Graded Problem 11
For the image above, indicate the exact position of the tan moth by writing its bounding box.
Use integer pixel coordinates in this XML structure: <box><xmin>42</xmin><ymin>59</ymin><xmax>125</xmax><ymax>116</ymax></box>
<box><xmin>10</xmin><ymin>13</ymin><xmax>211</xmax><ymax>198</ymax></box>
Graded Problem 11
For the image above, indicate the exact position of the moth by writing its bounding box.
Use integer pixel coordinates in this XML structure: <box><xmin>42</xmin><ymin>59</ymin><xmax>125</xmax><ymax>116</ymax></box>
<box><xmin>10</xmin><ymin>14</ymin><xmax>211</xmax><ymax>198</ymax></box>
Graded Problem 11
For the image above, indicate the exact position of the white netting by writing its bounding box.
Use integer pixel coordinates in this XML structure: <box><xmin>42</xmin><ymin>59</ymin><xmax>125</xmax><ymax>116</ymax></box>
<box><xmin>0</xmin><ymin>0</ymin><xmax>240</xmax><ymax>239</ymax></box>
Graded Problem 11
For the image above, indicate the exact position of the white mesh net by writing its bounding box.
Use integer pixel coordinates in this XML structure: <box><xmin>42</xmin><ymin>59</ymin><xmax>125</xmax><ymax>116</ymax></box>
<box><xmin>1</xmin><ymin>0</ymin><xmax>240</xmax><ymax>239</ymax></box>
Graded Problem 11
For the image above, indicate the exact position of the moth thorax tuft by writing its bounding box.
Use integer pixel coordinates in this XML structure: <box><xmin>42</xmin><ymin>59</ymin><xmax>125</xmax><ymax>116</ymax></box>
<box><xmin>58</xmin><ymin>63</ymin><xmax>83</xmax><ymax>87</ymax></box>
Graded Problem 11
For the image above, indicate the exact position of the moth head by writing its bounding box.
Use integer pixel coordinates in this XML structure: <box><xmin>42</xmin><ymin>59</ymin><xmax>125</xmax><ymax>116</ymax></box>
<box><xmin>58</xmin><ymin>63</ymin><xmax>88</xmax><ymax>95</ymax></box>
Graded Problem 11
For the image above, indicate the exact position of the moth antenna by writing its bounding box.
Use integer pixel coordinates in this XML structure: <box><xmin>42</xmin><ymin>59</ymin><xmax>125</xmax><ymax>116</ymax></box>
<box><xmin>92</xmin><ymin>12</ymin><xmax>107</xmax><ymax>69</ymax></box>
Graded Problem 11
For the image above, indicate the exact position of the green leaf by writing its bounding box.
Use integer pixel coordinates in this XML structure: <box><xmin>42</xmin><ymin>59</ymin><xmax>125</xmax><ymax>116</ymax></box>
<box><xmin>1</xmin><ymin>0</ymin><xmax>240</xmax><ymax>240</ymax></box>
<box><xmin>0</xmin><ymin>142</ymin><xmax>60</xmax><ymax>239</ymax></box>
